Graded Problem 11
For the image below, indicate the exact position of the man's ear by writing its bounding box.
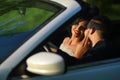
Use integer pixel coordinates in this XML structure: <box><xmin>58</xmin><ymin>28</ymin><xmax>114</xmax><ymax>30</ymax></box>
<box><xmin>90</xmin><ymin>28</ymin><xmax>95</xmax><ymax>34</ymax></box>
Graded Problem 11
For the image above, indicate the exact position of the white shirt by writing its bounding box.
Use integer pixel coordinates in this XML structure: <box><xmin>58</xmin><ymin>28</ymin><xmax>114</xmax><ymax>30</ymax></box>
<box><xmin>59</xmin><ymin>43</ymin><xmax>74</xmax><ymax>56</ymax></box>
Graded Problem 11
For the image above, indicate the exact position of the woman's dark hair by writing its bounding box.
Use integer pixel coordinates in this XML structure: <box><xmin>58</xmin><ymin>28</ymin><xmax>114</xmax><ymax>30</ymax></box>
<box><xmin>71</xmin><ymin>17</ymin><xmax>89</xmax><ymax>26</ymax></box>
<box><xmin>72</xmin><ymin>18</ymin><xmax>88</xmax><ymax>25</ymax></box>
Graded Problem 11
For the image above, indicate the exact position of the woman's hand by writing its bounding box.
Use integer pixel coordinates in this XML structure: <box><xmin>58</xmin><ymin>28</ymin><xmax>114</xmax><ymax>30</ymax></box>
<box><xmin>74</xmin><ymin>36</ymin><xmax>91</xmax><ymax>59</ymax></box>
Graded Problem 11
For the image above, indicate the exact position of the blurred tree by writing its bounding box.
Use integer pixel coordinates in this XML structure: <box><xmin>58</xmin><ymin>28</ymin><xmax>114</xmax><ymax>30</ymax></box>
<box><xmin>83</xmin><ymin>0</ymin><xmax>112</xmax><ymax>14</ymax></box>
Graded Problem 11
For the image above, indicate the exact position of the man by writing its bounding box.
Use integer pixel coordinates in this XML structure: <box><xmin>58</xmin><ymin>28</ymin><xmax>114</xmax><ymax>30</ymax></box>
<box><xmin>57</xmin><ymin>15</ymin><xmax>119</xmax><ymax>66</ymax></box>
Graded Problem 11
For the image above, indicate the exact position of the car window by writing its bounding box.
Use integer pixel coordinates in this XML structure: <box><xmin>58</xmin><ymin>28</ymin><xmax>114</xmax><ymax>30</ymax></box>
<box><xmin>0</xmin><ymin>0</ymin><xmax>64</xmax><ymax>64</ymax></box>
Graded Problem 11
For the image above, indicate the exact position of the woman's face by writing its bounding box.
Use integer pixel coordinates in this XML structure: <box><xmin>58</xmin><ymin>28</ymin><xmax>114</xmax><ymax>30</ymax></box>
<box><xmin>71</xmin><ymin>21</ymin><xmax>87</xmax><ymax>40</ymax></box>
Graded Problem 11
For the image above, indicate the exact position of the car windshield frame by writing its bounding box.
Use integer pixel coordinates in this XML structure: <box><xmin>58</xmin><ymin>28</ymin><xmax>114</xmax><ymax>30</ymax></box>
<box><xmin>0</xmin><ymin>0</ymin><xmax>66</xmax><ymax>64</ymax></box>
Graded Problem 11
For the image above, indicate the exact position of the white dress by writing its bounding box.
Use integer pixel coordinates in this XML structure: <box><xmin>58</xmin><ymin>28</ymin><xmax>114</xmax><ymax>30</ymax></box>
<box><xmin>59</xmin><ymin>43</ymin><xmax>74</xmax><ymax>56</ymax></box>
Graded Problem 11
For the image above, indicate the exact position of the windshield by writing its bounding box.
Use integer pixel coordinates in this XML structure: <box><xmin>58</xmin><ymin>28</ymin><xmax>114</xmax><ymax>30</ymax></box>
<box><xmin>0</xmin><ymin>0</ymin><xmax>63</xmax><ymax>64</ymax></box>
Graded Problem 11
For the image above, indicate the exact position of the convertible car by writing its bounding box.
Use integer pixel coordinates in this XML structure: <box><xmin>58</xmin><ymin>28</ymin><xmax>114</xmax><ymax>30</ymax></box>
<box><xmin>0</xmin><ymin>0</ymin><xmax>120</xmax><ymax>80</ymax></box>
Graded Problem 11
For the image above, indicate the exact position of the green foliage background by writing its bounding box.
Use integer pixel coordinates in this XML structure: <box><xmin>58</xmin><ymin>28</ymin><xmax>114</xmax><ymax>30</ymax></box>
<box><xmin>84</xmin><ymin>0</ymin><xmax>120</xmax><ymax>20</ymax></box>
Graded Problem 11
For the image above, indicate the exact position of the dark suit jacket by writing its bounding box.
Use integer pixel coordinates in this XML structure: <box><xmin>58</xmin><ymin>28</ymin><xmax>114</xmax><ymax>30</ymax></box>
<box><xmin>57</xmin><ymin>39</ymin><xmax>119</xmax><ymax>66</ymax></box>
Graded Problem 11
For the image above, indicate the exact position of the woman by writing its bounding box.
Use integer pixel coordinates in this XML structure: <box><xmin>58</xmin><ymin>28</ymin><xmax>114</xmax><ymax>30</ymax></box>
<box><xmin>59</xmin><ymin>18</ymin><xmax>89</xmax><ymax>56</ymax></box>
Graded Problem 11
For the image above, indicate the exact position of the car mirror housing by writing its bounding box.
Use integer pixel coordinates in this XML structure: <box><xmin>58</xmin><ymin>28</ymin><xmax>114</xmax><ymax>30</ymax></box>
<box><xmin>26</xmin><ymin>52</ymin><xmax>65</xmax><ymax>75</ymax></box>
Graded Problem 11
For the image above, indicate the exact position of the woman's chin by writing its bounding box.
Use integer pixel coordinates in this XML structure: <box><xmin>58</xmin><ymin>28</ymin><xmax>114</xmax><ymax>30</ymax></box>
<box><xmin>75</xmin><ymin>35</ymin><xmax>80</xmax><ymax>37</ymax></box>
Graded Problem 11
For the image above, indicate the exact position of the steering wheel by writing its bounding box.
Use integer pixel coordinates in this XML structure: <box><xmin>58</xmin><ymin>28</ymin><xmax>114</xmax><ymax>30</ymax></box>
<box><xmin>43</xmin><ymin>42</ymin><xmax>58</xmax><ymax>52</ymax></box>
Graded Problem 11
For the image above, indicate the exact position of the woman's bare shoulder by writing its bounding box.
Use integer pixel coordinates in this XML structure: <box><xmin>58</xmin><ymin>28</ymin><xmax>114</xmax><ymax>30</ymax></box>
<box><xmin>63</xmin><ymin>37</ymin><xmax>70</xmax><ymax>44</ymax></box>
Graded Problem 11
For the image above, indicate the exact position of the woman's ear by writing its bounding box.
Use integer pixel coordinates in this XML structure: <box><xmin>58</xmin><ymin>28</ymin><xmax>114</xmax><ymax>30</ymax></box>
<box><xmin>90</xmin><ymin>28</ymin><xmax>95</xmax><ymax>34</ymax></box>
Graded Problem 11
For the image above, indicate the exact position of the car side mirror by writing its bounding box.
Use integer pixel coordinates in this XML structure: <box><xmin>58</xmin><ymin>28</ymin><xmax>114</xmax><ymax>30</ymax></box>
<box><xmin>26</xmin><ymin>52</ymin><xmax>65</xmax><ymax>75</ymax></box>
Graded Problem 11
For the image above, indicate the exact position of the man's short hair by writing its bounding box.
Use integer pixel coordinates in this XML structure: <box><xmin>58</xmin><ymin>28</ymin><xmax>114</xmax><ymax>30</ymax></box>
<box><xmin>87</xmin><ymin>15</ymin><xmax>111</xmax><ymax>38</ymax></box>
<box><xmin>87</xmin><ymin>15</ymin><xmax>111</xmax><ymax>30</ymax></box>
